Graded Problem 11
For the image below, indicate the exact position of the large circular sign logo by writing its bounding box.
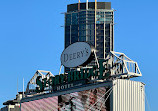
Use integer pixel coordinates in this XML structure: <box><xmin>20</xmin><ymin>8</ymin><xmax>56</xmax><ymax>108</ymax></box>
<box><xmin>61</xmin><ymin>42</ymin><xmax>92</xmax><ymax>68</ymax></box>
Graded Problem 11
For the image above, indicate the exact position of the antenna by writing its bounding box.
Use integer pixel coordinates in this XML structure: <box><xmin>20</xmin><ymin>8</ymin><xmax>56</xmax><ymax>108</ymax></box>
<box><xmin>23</xmin><ymin>78</ymin><xmax>24</xmax><ymax>96</ymax></box>
<box><xmin>17</xmin><ymin>78</ymin><xmax>18</xmax><ymax>94</ymax></box>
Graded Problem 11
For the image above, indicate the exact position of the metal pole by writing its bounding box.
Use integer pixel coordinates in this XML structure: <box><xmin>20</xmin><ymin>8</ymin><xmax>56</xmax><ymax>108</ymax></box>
<box><xmin>94</xmin><ymin>51</ymin><xmax>99</xmax><ymax>68</ymax></box>
<box><xmin>86</xmin><ymin>0</ymin><xmax>88</xmax><ymax>10</ymax></box>
<box><xmin>17</xmin><ymin>78</ymin><xmax>18</xmax><ymax>94</ymax></box>
<box><xmin>78</xmin><ymin>0</ymin><xmax>80</xmax><ymax>11</ymax></box>
<box><xmin>59</xmin><ymin>64</ymin><xmax>62</xmax><ymax>75</ymax></box>
<box><xmin>23</xmin><ymin>78</ymin><xmax>24</xmax><ymax>96</ymax></box>
<box><xmin>95</xmin><ymin>0</ymin><xmax>97</xmax><ymax>48</ymax></box>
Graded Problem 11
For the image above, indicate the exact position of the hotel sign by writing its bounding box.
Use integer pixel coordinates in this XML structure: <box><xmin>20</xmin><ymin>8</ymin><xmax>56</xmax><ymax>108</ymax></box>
<box><xmin>35</xmin><ymin>42</ymin><xmax>110</xmax><ymax>93</ymax></box>
<box><xmin>61</xmin><ymin>42</ymin><xmax>92</xmax><ymax>68</ymax></box>
<box><xmin>36</xmin><ymin>59</ymin><xmax>110</xmax><ymax>93</ymax></box>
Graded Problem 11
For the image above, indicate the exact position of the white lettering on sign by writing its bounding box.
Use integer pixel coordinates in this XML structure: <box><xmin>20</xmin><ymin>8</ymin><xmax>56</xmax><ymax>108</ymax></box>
<box><xmin>56</xmin><ymin>84</ymin><xmax>73</xmax><ymax>91</ymax></box>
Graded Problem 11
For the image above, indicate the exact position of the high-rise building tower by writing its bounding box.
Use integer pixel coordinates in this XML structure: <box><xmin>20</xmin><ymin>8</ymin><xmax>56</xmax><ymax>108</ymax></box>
<box><xmin>64</xmin><ymin>2</ymin><xmax>114</xmax><ymax>72</ymax></box>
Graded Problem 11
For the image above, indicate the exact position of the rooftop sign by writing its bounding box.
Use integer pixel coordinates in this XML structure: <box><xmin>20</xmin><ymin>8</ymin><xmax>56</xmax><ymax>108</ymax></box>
<box><xmin>35</xmin><ymin>59</ymin><xmax>110</xmax><ymax>93</ymax></box>
<box><xmin>61</xmin><ymin>42</ymin><xmax>92</xmax><ymax>68</ymax></box>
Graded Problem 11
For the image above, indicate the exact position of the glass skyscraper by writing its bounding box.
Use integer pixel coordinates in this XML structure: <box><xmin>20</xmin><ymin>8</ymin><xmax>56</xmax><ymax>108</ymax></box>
<box><xmin>65</xmin><ymin>2</ymin><xmax>114</xmax><ymax>72</ymax></box>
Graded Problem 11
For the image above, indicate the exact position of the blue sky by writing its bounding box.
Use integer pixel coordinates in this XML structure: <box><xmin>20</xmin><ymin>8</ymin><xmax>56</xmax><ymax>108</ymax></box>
<box><xmin>0</xmin><ymin>0</ymin><xmax>157</xmax><ymax>110</ymax></box>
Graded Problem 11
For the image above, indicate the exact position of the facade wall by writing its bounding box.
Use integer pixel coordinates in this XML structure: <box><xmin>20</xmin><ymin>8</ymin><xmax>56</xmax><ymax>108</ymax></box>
<box><xmin>21</xmin><ymin>96</ymin><xmax>58</xmax><ymax>111</ymax></box>
<box><xmin>21</xmin><ymin>87</ymin><xmax>110</xmax><ymax>111</ymax></box>
<box><xmin>0</xmin><ymin>106</ymin><xmax>8</xmax><ymax>111</ymax></box>
<box><xmin>0</xmin><ymin>105</ymin><xmax>20</xmax><ymax>111</ymax></box>
<box><xmin>58</xmin><ymin>86</ymin><xmax>110</xmax><ymax>111</ymax></box>
<box><xmin>112</xmin><ymin>79</ymin><xmax>145</xmax><ymax>111</ymax></box>
<box><xmin>21</xmin><ymin>79</ymin><xmax>145</xmax><ymax>111</ymax></box>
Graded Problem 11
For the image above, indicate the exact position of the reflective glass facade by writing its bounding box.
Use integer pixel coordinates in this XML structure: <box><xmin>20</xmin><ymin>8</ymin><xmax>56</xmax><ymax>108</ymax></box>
<box><xmin>65</xmin><ymin>2</ymin><xmax>114</xmax><ymax>72</ymax></box>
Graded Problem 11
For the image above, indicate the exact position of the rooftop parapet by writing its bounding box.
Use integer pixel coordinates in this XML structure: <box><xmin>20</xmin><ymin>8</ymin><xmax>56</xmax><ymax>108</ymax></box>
<box><xmin>67</xmin><ymin>2</ymin><xmax>111</xmax><ymax>12</ymax></box>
